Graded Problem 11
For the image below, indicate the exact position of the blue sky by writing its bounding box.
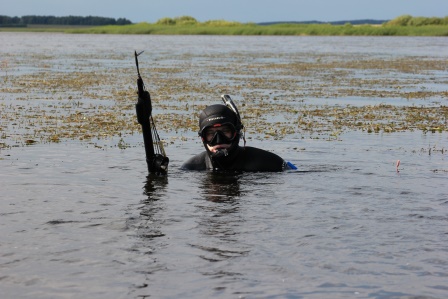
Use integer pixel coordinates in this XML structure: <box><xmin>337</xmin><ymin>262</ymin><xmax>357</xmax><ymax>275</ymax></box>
<box><xmin>2</xmin><ymin>0</ymin><xmax>447</xmax><ymax>23</ymax></box>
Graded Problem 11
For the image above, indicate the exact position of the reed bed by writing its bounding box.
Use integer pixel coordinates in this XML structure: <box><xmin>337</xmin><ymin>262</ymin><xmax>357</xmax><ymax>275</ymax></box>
<box><xmin>66</xmin><ymin>22</ymin><xmax>448</xmax><ymax>36</ymax></box>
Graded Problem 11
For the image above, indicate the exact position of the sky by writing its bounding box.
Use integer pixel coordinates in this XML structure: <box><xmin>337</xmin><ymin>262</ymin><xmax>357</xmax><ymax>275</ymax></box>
<box><xmin>2</xmin><ymin>0</ymin><xmax>447</xmax><ymax>23</ymax></box>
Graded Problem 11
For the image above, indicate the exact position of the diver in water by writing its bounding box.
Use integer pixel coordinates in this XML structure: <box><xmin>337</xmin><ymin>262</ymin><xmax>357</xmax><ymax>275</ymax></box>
<box><xmin>135</xmin><ymin>52</ymin><xmax>293</xmax><ymax>174</ymax></box>
<box><xmin>181</xmin><ymin>95</ymin><xmax>294</xmax><ymax>172</ymax></box>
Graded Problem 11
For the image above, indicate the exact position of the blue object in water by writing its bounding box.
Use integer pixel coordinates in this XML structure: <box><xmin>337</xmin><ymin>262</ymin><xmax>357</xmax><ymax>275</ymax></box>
<box><xmin>286</xmin><ymin>161</ymin><xmax>298</xmax><ymax>170</ymax></box>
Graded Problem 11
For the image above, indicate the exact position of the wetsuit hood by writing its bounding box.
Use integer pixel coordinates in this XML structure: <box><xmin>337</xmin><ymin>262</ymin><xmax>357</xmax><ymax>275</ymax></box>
<box><xmin>198</xmin><ymin>104</ymin><xmax>242</xmax><ymax>161</ymax></box>
<box><xmin>199</xmin><ymin>104</ymin><xmax>241</xmax><ymax>133</ymax></box>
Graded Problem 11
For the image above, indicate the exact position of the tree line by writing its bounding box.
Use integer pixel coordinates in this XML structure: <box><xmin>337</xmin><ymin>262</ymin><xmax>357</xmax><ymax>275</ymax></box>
<box><xmin>0</xmin><ymin>15</ymin><xmax>132</xmax><ymax>26</ymax></box>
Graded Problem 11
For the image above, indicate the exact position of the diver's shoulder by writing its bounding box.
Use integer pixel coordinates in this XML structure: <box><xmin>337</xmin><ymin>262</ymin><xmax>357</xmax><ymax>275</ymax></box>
<box><xmin>238</xmin><ymin>146</ymin><xmax>285</xmax><ymax>171</ymax></box>
<box><xmin>181</xmin><ymin>151</ymin><xmax>208</xmax><ymax>170</ymax></box>
<box><xmin>242</xmin><ymin>146</ymin><xmax>283</xmax><ymax>159</ymax></box>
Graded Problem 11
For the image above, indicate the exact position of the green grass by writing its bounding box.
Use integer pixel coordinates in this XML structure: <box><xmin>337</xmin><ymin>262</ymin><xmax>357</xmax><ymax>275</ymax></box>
<box><xmin>1</xmin><ymin>16</ymin><xmax>448</xmax><ymax>36</ymax></box>
<box><xmin>64</xmin><ymin>22</ymin><xmax>448</xmax><ymax>36</ymax></box>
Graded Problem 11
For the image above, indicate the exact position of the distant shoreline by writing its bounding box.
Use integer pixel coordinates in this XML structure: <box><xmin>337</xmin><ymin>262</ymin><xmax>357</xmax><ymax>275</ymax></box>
<box><xmin>1</xmin><ymin>24</ymin><xmax>447</xmax><ymax>36</ymax></box>
<box><xmin>1</xmin><ymin>15</ymin><xmax>447</xmax><ymax>36</ymax></box>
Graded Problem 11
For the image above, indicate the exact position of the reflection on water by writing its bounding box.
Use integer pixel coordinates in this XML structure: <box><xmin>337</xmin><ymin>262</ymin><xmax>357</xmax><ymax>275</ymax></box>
<box><xmin>137</xmin><ymin>175</ymin><xmax>169</xmax><ymax>240</ymax></box>
<box><xmin>143</xmin><ymin>174</ymin><xmax>169</xmax><ymax>201</ymax></box>
<box><xmin>199</xmin><ymin>172</ymin><xmax>242</xmax><ymax>202</ymax></box>
<box><xmin>195</xmin><ymin>172</ymin><xmax>246</xmax><ymax>258</ymax></box>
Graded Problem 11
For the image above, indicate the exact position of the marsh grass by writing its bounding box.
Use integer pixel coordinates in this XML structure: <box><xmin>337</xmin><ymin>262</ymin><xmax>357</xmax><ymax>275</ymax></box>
<box><xmin>2</xmin><ymin>18</ymin><xmax>447</xmax><ymax>36</ymax></box>
<box><xmin>2</xmin><ymin>15</ymin><xmax>448</xmax><ymax>35</ymax></box>
<box><xmin>65</xmin><ymin>22</ymin><xmax>448</xmax><ymax>36</ymax></box>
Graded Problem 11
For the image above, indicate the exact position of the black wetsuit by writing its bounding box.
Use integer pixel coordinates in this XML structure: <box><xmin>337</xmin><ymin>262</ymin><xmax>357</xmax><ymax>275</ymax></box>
<box><xmin>181</xmin><ymin>146</ymin><xmax>287</xmax><ymax>172</ymax></box>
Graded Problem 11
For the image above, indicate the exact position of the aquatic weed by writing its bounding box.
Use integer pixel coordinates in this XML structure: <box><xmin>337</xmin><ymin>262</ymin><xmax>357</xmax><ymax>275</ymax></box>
<box><xmin>1</xmin><ymin>49</ymin><xmax>447</xmax><ymax>148</ymax></box>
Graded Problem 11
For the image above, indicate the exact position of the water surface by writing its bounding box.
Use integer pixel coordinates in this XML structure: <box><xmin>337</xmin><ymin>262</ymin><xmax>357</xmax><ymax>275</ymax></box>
<box><xmin>1</xmin><ymin>33</ymin><xmax>447</xmax><ymax>299</ymax></box>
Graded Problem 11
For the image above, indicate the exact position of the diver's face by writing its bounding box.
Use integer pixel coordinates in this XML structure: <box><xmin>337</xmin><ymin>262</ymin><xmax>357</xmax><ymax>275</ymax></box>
<box><xmin>203</xmin><ymin>124</ymin><xmax>234</xmax><ymax>143</ymax></box>
<box><xmin>201</xmin><ymin>123</ymin><xmax>238</xmax><ymax>155</ymax></box>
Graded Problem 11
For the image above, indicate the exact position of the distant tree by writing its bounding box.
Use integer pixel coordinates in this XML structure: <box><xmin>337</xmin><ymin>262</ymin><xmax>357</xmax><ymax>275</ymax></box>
<box><xmin>0</xmin><ymin>15</ymin><xmax>10</xmax><ymax>24</ymax></box>
<box><xmin>1</xmin><ymin>15</ymin><xmax>132</xmax><ymax>26</ymax></box>
<box><xmin>0</xmin><ymin>15</ymin><xmax>25</xmax><ymax>26</ymax></box>
<box><xmin>116</xmin><ymin>18</ymin><xmax>131</xmax><ymax>25</ymax></box>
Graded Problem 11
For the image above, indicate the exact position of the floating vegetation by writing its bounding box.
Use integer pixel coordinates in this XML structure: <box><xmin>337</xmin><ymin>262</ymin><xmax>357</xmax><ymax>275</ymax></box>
<box><xmin>0</xmin><ymin>47</ymin><xmax>447</xmax><ymax>150</ymax></box>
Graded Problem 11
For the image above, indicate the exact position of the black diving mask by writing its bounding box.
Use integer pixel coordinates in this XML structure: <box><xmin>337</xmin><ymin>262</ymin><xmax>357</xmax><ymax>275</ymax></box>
<box><xmin>201</xmin><ymin>123</ymin><xmax>237</xmax><ymax>146</ymax></box>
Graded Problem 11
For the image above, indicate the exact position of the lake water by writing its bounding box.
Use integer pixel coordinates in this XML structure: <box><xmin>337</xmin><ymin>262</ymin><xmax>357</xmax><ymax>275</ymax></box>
<box><xmin>1</xmin><ymin>33</ymin><xmax>448</xmax><ymax>299</ymax></box>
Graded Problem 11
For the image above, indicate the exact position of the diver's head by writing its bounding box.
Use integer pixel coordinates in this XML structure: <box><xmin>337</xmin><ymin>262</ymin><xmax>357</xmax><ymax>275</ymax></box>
<box><xmin>198</xmin><ymin>104</ymin><xmax>242</xmax><ymax>158</ymax></box>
